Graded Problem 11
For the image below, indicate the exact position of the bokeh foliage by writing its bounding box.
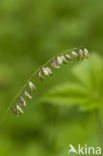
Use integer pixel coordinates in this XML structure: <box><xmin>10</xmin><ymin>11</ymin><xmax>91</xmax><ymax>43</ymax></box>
<box><xmin>0</xmin><ymin>0</ymin><xmax>103</xmax><ymax>156</ymax></box>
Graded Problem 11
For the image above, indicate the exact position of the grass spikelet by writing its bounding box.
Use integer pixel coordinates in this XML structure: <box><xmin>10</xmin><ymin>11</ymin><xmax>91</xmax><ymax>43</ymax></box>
<box><xmin>71</xmin><ymin>50</ymin><xmax>78</xmax><ymax>58</ymax></box>
<box><xmin>19</xmin><ymin>96</ymin><xmax>26</xmax><ymax>106</ymax></box>
<box><xmin>56</xmin><ymin>56</ymin><xmax>63</xmax><ymax>65</ymax></box>
<box><xmin>16</xmin><ymin>104</ymin><xmax>24</xmax><ymax>114</ymax></box>
<box><xmin>39</xmin><ymin>71</ymin><xmax>44</xmax><ymax>81</ymax></box>
<box><xmin>45</xmin><ymin>67</ymin><xmax>53</xmax><ymax>76</ymax></box>
<box><xmin>78</xmin><ymin>49</ymin><xmax>83</xmax><ymax>59</ymax></box>
<box><xmin>65</xmin><ymin>54</ymin><xmax>72</xmax><ymax>60</ymax></box>
<box><xmin>83</xmin><ymin>48</ymin><xmax>89</xmax><ymax>59</ymax></box>
<box><xmin>28</xmin><ymin>81</ymin><xmax>36</xmax><ymax>91</ymax></box>
<box><xmin>24</xmin><ymin>90</ymin><xmax>32</xmax><ymax>99</ymax></box>
<box><xmin>51</xmin><ymin>60</ymin><xmax>60</xmax><ymax>68</ymax></box>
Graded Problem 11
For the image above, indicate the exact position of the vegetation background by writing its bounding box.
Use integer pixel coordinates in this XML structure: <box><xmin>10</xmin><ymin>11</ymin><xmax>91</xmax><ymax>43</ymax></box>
<box><xmin>0</xmin><ymin>0</ymin><xmax>103</xmax><ymax>156</ymax></box>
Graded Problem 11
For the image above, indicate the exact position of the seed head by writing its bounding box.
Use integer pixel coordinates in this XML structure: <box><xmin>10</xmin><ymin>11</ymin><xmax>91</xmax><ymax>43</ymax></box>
<box><xmin>16</xmin><ymin>104</ymin><xmax>24</xmax><ymax>114</ymax></box>
<box><xmin>78</xmin><ymin>49</ymin><xmax>83</xmax><ymax>59</ymax></box>
<box><xmin>71</xmin><ymin>51</ymin><xmax>78</xmax><ymax>58</ymax></box>
<box><xmin>51</xmin><ymin>60</ymin><xmax>60</xmax><ymax>69</ymax></box>
<box><xmin>28</xmin><ymin>81</ymin><xmax>36</xmax><ymax>91</ymax></box>
<box><xmin>56</xmin><ymin>56</ymin><xmax>63</xmax><ymax>65</ymax></box>
<box><xmin>24</xmin><ymin>90</ymin><xmax>32</xmax><ymax>99</ymax></box>
<box><xmin>39</xmin><ymin>71</ymin><xmax>44</xmax><ymax>81</ymax></box>
<box><xmin>83</xmin><ymin>48</ymin><xmax>89</xmax><ymax>59</ymax></box>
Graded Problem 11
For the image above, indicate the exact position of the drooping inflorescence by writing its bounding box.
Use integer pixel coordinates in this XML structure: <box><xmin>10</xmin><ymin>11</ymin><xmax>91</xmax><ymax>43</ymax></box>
<box><xmin>12</xmin><ymin>48</ymin><xmax>89</xmax><ymax>115</ymax></box>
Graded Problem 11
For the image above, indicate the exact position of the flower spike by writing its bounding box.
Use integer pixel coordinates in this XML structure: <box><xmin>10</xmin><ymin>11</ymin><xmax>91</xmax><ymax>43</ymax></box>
<box><xmin>11</xmin><ymin>47</ymin><xmax>89</xmax><ymax>116</ymax></box>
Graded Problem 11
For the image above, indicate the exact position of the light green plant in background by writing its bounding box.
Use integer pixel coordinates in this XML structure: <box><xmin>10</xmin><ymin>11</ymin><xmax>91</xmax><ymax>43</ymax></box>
<box><xmin>41</xmin><ymin>53</ymin><xmax>103</xmax><ymax>153</ymax></box>
<box><xmin>42</xmin><ymin>53</ymin><xmax>103</xmax><ymax>110</ymax></box>
<box><xmin>0</xmin><ymin>0</ymin><xmax>103</xmax><ymax>156</ymax></box>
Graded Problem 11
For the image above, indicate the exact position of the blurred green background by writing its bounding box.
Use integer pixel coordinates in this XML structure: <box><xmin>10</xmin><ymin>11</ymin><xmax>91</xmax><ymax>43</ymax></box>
<box><xmin>0</xmin><ymin>0</ymin><xmax>103</xmax><ymax>156</ymax></box>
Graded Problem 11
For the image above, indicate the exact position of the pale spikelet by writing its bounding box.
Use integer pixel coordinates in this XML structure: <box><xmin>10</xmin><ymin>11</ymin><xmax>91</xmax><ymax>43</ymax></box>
<box><xmin>45</xmin><ymin>66</ymin><xmax>53</xmax><ymax>75</ymax></box>
<box><xmin>51</xmin><ymin>60</ymin><xmax>60</xmax><ymax>69</ymax></box>
<box><xmin>41</xmin><ymin>66</ymin><xmax>49</xmax><ymax>76</ymax></box>
<box><xmin>83</xmin><ymin>48</ymin><xmax>89</xmax><ymax>59</ymax></box>
<box><xmin>71</xmin><ymin>51</ymin><xmax>78</xmax><ymax>58</ymax></box>
<box><xmin>12</xmin><ymin>106</ymin><xmax>17</xmax><ymax>114</ymax></box>
<box><xmin>78</xmin><ymin>49</ymin><xmax>83</xmax><ymax>59</ymax></box>
<box><xmin>24</xmin><ymin>90</ymin><xmax>32</xmax><ymax>99</ymax></box>
<box><xmin>60</xmin><ymin>55</ymin><xmax>67</xmax><ymax>64</ymax></box>
<box><xmin>16</xmin><ymin>104</ymin><xmax>24</xmax><ymax>114</ymax></box>
<box><xmin>39</xmin><ymin>71</ymin><xmax>44</xmax><ymax>81</ymax></box>
<box><xmin>19</xmin><ymin>96</ymin><xmax>26</xmax><ymax>106</ymax></box>
<box><xmin>56</xmin><ymin>56</ymin><xmax>63</xmax><ymax>65</ymax></box>
<box><xmin>41</xmin><ymin>66</ymin><xmax>53</xmax><ymax>77</ymax></box>
<box><xmin>65</xmin><ymin>54</ymin><xmax>71</xmax><ymax>60</ymax></box>
<box><xmin>28</xmin><ymin>81</ymin><xmax>36</xmax><ymax>91</ymax></box>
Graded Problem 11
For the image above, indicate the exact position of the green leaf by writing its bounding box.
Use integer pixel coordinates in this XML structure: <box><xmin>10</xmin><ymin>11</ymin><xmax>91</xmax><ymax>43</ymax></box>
<box><xmin>41</xmin><ymin>82</ymin><xmax>90</xmax><ymax>106</ymax></box>
<box><xmin>72</xmin><ymin>53</ymin><xmax>103</xmax><ymax>91</ymax></box>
